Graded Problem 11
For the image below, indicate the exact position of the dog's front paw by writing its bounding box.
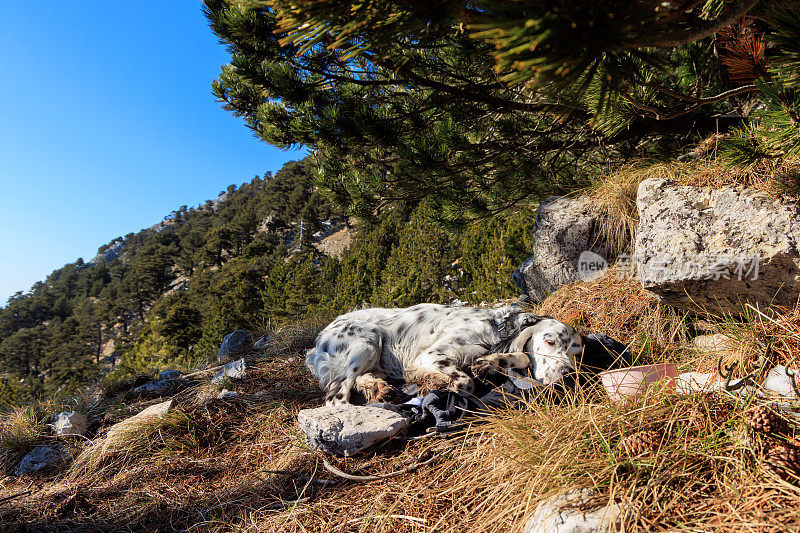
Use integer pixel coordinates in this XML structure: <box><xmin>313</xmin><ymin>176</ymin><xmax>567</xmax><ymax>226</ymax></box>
<box><xmin>470</xmin><ymin>357</ymin><xmax>499</xmax><ymax>379</ymax></box>
<box><xmin>450</xmin><ymin>375</ymin><xmax>475</xmax><ymax>395</ymax></box>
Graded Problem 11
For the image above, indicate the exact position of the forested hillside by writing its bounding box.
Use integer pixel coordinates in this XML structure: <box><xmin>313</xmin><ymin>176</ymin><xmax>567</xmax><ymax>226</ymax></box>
<box><xmin>0</xmin><ymin>158</ymin><xmax>533</xmax><ymax>405</ymax></box>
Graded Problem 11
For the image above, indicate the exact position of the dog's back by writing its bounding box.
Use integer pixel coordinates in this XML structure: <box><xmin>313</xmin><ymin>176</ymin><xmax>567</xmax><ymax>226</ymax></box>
<box><xmin>306</xmin><ymin>303</ymin><xmax>506</xmax><ymax>403</ymax></box>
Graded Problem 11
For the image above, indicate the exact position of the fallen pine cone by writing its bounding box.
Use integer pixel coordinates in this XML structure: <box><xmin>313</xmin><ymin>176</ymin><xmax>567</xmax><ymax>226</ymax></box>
<box><xmin>764</xmin><ymin>444</ymin><xmax>800</xmax><ymax>481</ymax></box>
<box><xmin>620</xmin><ymin>430</ymin><xmax>663</xmax><ymax>458</ymax></box>
<box><xmin>743</xmin><ymin>405</ymin><xmax>790</xmax><ymax>438</ymax></box>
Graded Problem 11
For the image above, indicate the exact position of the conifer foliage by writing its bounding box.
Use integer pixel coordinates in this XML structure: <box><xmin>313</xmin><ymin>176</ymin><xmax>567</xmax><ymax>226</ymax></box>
<box><xmin>204</xmin><ymin>0</ymin><xmax>800</xmax><ymax>220</ymax></box>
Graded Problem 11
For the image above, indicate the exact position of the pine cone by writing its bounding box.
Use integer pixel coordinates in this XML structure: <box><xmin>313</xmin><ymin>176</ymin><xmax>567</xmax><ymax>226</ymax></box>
<box><xmin>620</xmin><ymin>430</ymin><xmax>663</xmax><ymax>457</ymax></box>
<box><xmin>764</xmin><ymin>444</ymin><xmax>800</xmax><ymax>481</ymax></box>
<box><xmin>744</xmin><ymin>405</ymin><xmax>789</xmax><ymax>438</ymax></box>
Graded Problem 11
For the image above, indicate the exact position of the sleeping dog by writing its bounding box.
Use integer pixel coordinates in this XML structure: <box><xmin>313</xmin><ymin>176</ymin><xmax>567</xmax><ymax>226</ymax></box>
<box><xmin>306</xmin><ymin>303</ymin><xmax>628</xmax><ymax>405</ymax></box>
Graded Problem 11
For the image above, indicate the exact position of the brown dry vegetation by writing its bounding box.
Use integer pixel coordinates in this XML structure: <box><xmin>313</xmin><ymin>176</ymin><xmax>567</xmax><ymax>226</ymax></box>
<box><xmin>3</xmin><ymin>277</ymin><xmax>800</xmax><ymax>531</ymax></box>
<box><xmin>537</xmin><ymin>268</ymin><xmax>689</xmax><ymax>364</ymax></box>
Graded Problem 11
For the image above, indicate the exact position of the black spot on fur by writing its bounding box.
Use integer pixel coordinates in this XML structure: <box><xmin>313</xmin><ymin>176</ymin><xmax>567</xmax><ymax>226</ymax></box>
<box><xmin>320</xmin><ymin>341</ymin><xmax>330</xmax><ymax>353</ymax></box>
<box><xmin>336</xmin><ymin>393</ymin><xmax>344</xmax><ymax>400</ymax></box>
<box><xmin>499</xmin><ymin>359</ymin><xmax>509</xmax><ymax>368</ymax></box>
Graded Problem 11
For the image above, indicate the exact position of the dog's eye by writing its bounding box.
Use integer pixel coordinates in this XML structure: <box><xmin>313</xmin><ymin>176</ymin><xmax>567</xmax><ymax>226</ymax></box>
<box><xmin>544</xmin><ymin>338</ymin><xmax>557</xmax><ymax>347</ymax></box>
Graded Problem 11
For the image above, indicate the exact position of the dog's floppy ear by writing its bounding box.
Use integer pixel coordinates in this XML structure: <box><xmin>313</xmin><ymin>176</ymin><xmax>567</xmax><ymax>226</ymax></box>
<box><xmin>509</xmin><ymin>325</ymin><xmax>538</xmax><ymax>354</ymax></box>
<box><xmin>506</xmin><ymin>313</ymin><xmax>543</xmax><ymax>338</ymax></box>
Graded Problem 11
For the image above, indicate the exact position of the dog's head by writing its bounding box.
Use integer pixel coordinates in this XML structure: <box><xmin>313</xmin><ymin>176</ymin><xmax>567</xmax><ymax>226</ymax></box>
<box><xmin>510</xmin><ymin>318</ymin><xmax>583</xmax><ymax>385</ymax></box>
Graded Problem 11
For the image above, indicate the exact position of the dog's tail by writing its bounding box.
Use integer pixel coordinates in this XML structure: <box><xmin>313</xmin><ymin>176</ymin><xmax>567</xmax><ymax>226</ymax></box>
<box><xmin>305</xmin><ymin>347</ymin><xmax>335</xmax><ymax>389</ymax></box>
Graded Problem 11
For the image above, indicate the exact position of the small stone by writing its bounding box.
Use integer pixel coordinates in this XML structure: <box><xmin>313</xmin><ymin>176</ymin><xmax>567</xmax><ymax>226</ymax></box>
<box><xmin>158</xmin><ymin>369</ymin><xmax>181</xmax><ymax>380</ymax></box>
<box><xmin>106</xmin><ymin>399</ymin><xmax>173</xmax><ymax>443</ymax></box>
<box><xmin>15</xmin><ymin>443</ymin><xmax>70</xmax><ymax>477</ymax></box>
<box><xmin>762</xmin><ymin>366</ymin><xmax>799</xmax><ymax>399</ymax></box>
<box><xmin>523</xmin><ymin>489</ymin><xmax>631</xmax><ymax>533</ymax></box>
<box><xmin>212</xmin><ymin>358</ymin><xmax>247</xmax><ymax>384</ymax></box>
<box><xmin>253</xmin><ymin>336</ymin><xmax>271</xmax><ymax>350</ymax></box>
<box><xmin>131</xmin><ymin>379</ymin><xmax>173</xmax><ymax>395</ymax></box>
<box><xmin>297</xmin><ymin>405</ymin><xmax>410</xmax><ymax>456</ymax></box>
<box><xmin>51</xmin><ymin>411</ymin><xmax>89</xmax><ymax>437</ymax></box>
<box><xmin>217</xmin><ymin>389</ymin><xmax>239</xmax><ymax>399</ymax></box>
<box><xmin>217</xmin><ymin>330</ymin><xmax>254</xmax><ymax>363</ymax></box>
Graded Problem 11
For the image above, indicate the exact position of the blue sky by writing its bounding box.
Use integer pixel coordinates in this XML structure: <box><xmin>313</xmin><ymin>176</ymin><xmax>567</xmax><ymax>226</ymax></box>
<box><xmin>0</xmin><ymin>1</ymin><xmax>304</xmax><ymax>305</ymax></box>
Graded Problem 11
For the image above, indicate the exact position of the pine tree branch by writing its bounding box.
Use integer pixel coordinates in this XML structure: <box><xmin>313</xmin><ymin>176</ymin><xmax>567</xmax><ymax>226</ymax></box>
<box><xmin>645</xmin><ymin>82</ymin><xmax>758</xmax><ymax>103</ymax></box>
<box><xmin>363</xmin><ymin>51</ymin><xmax>580</xmax><ymax>116</ymax></box>
<box><xmin>626</xmin><ymin>0</ymin><xmax>761</xmax><ymax>48</ymax></box>
<box><xmin>626</xmin><ymin>85</ymin><xmax>758</xmax><ymax>120</ymax></box>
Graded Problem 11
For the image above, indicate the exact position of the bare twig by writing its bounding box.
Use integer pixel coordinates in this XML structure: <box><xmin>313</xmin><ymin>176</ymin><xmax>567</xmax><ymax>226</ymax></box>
<box><xmin>717</xmin><ymin>358</ymin><xmax>758</xmax><ymax>392</ymax></box>
<box><xmin>0</xmin><ymin>490</ymin><xmax>32</xmax><ymax>504</ymax></box>
<box><xmin>346</xmin><ymin>514</ymin><xmax>427</xmax><ymax>525</ymax></box>
<box><xmin>322</xmin><ymin>453</ymin><xmax>441</xmax><ymax>482</ymax></box>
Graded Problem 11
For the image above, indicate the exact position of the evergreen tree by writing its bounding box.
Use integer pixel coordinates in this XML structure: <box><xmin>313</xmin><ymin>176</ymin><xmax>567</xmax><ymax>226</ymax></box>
<box><xmin>204</xmin><ymin>0</ymin><xmax>800</xmax><ymax>220</ymax></box>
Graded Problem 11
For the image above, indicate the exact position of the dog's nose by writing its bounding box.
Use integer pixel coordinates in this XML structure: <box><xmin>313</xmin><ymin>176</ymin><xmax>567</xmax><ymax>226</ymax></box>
<box><xmin>538</xmin><ymin>363</ymin><xmax>574</xmax><ymax>385</ymax></box>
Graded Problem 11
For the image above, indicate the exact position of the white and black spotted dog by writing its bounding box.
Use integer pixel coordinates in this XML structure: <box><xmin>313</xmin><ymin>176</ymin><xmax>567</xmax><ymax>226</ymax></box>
<box><xmin>306</xmin><ymin>303</ymin><xmax>586</xmax><ymax>405</ymax></box>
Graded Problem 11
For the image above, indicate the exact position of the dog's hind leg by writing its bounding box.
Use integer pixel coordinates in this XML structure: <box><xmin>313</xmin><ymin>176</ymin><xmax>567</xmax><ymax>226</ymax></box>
<box><xmin>354</xmin><ymin>372</ymin><xmax>396</xmax><ymax>402</ymax></box>
<box><xmin>324</xmin><ymin>329</ymin><xmax>384</xmax><ymax>405</ymax></box>
<box><xmin>409</xmin><ymin>340</ymin><xmax>476</xmax><ymax>395</ymax></box>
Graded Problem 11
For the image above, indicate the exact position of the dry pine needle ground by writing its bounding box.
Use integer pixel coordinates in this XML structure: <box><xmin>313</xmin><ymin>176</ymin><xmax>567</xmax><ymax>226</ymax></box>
<box><xmin>3</xmin><ymin>282</ymin><xmax>800</xmax><ymax>531</ymax></box>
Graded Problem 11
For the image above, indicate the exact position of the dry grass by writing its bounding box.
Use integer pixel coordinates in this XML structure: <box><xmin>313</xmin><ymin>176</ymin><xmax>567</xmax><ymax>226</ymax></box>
<box><xmin>0</xmin><ymin>404</ymin><xmax>51</xmax><ymax>476</ymax></box>
<box><xmin>6</xmin><ymin>297</ymin><xmax>800</xmax><ymax>531</ymax></box>
<box><xmin>537</xmin><ymin>268</ymin><xmax>689</xmax><ymax>364</ymax></box>
<box><xmin>482</xmin><ymin>386</ymin><xmax>800</xmax><ymax>532</ymax></box>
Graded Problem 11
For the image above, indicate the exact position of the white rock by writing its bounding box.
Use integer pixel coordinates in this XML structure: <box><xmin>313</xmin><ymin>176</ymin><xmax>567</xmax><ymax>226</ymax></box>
<box><xmin>106</xmin><ymin>399</ymin><xmax>174</xmax><ymax>443</ymax></box>
<box><xmin>524</xmin><ymin>489</ymin><xmax>630</xmax><ymax>533</ymax></box>
<box><xmin>15</xmin><ymin>443</ymin><xmax>70</xmax><ymax>477</ymax></box>
<box><xmin>635</xmin><ymin>178</ymin><xmax>800</xmax><ymax>313</ymax></box>
<box><xmin>51</xmin><ymin>411</ymin><xmax>89</xmax><ymax>436</ymax></box>
<box><xmin>297</xmin><ymin>405</ymin><xmax>410</xmax><ymax>456</ymax></box>
<box><xmin>675</xmin><ymin>372</ymin><xmax>723</xmax><ymax>394</ymax></box>
<box><xmin>212</xmin><ymin>358</ymin><xmax>247</xmax><ymax>384</ymax></box>
<box><xmin>761</xmin><ymin>365</ymin><xmax>798</xmax><ymax>399</ymax></box>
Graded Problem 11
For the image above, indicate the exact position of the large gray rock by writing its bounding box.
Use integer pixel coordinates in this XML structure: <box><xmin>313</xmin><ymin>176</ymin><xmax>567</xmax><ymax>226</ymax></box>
<box><xmin>15</xmin><ymin>443</ymin><xmax>70</xmax><ymax>477</ymax></box>
<box><xmin>212</xmin><ymin>358</ymin><xmax>247</xmax><ymax>384</ymax></box>
<box><xmin>217</xmin><ymin>330</ymin><xmax>253</xmax><ymax>363</ymax></box>
<box><xmin>51</xmin><ymin>411</ymin><xmax>89</xmax><ymax>437</ymax></box>
<box><xmin>132</xmin><ymin>379</ymin><xmax>174</xmax><ymax>395</ymax></box>
<box><xmin>159</xmin><ymin>369</ymin><xmax>181</xmax><ymax>380</ymax></box>
<box><xmin>513</xmin><ymin>196</ymin><xmax>615</xmax><ymax>301</ymax></box>
<box><xmin>297</xmin><ymin>405</ymin><xmax>410</xmax><ymax>456</ymax></box>
<box><xmin>524</xmin><ymin>489</ymin><xmax>630</xmax><ymax>533</ymax></box>
<box><xmin>635</xmin><ymin>178</ymin><xmax>800</xmax><ymax>313</ymax></box>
